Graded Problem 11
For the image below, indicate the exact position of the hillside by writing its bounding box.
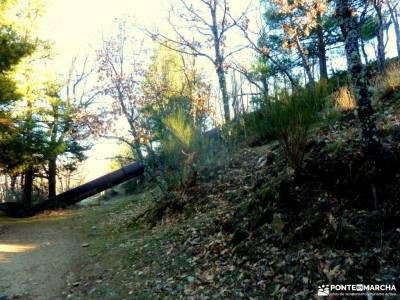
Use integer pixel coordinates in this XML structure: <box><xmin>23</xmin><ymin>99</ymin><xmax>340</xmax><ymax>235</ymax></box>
<box><xmin>1</xmin><ymin>105</ymin><xmax>399</xmax><ymax>299</ymax></box>
<box><xmin>58</xmin><ymin>101</ymin><xmax>400</xmax><ymax>299</ymax></box>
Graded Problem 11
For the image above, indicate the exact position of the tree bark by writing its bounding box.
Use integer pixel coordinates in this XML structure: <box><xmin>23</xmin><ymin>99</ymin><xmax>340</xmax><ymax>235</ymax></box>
<box><xmin>316</xmin><ymin>13</ymin><xmax>328</xmax><ymax>80</ymax></box>
<box><xmin>336</xmin><ymin>0</ymin><xmax>380</xmax><ymax>152</ymax></box>
<box><xmin>216</xmin><ymin>64</ymin><xmax>230</xmax><ymax>122</ymax></box>
<box><xmin>20</xmin><ymin>174</ymin><xmax>24</xmax><ymax>188</ymax></box>
<box><xmin>49</xmin><ymin>115</ymin><xmax>58</xmax><ymax>200</ymax></box>
<box><xmin>373</xmin><ymin>0</ymin><xmax>386</xmax><ymax>73</ymax></box>
<box><xmin>22</xmin><ymin>167</ymin><xmax>33</xmax><ymax>208</ymax></box>
<box><xmin>360</xmin><ymin>38</ymin><xmax>369</xmax><ymax>64</ymax></box>
<box><xmin>359</xmin><ymin>2</ymin><xmax>369</xmax><ymax>65</ymax></box>
<box><xmin>386</xmin><ymin>0</ymin><xmax>400</xmax><ymax>57</ymax></box>
<box><xmin>23</xmin><ymin>99</ymin><xmax>34</xmax><ymax>208</ymax></box>
<box><xmin>295</xmin><ymin>35</ymin><xmax>315</xmax><ymax>87</ymax></box>
<box><xmin>4</xmin><ymin>175</ymin><xmax>8</xmax><ymax>190</ymax></box>
<box><xmin>261</xmin><ymin>74</ymin><xmax>269</xmax><ymax>98</ymax></box>
<box><xmin>130</xmin><ymin>126</ymin><xmax>144</xmax><ymax>162</ymax></box>
<box><xmin>10</xmin><ymin>176</ymin><xmax>16</xmax><ymax>193</ymax></box>
<box><xmin>210</xmin><ymin>2</ymin><xmax>230</xmax><ymax>122</ymax></box>
<box><xmin>48</xmin><ymin>157</ymin><xmax>57</xmax><ymax>199</ymax></box>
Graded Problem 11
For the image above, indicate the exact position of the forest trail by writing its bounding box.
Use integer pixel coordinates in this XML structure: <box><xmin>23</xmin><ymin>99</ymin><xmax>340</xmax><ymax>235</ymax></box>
<box><xmin>0</xmin><ymin>211</ymin><xmax>86</xmax><ymax>300</ymax></box>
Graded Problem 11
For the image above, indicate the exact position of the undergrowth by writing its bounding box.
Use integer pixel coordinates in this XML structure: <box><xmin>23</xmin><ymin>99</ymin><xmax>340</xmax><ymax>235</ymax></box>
<box><xmin>65</xmin><ymin>58</ymin><xmax>400</xmax><ymax>300</ymax></box>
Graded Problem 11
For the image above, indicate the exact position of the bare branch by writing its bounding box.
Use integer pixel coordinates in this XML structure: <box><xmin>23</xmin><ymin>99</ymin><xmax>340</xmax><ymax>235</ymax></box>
<box><xmin>178</xmin><ymin>0</ymin><xmax>212</xmax><ymax>28</ymax></box>
<box><xmin>225</xmin><ymin>45</ymin><xmax>249</xmax><ymax>59</ymax></box>
<box><xmin>143</xmin><ymin>28</ymin><xmax>215</xmax><ymax>63</ymax></box>
<box><xmin>233</xmin><ymin>18</ymin><xmax>299</xmax><ymax>88</ymax></box>
<box><xmin>230</xmin><ymin>63</ymin><xmax>264</xmax><ymax>91</ymax></box>
<box><xmin>99</xmin><ymin>135</ymin><xmax>133</xmax><ymax>147</ymax></box>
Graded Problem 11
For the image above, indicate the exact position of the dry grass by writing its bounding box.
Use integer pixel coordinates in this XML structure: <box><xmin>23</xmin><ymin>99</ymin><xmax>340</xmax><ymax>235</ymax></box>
<box><xmin>334</xmin><ymin>86</ymin><xmax>356</xmax><ymax>112</ymax></box>
<box><xmin>373</xmin><ymin>62</ymin><xmax>400</xmax><ymax>103</ymax></box>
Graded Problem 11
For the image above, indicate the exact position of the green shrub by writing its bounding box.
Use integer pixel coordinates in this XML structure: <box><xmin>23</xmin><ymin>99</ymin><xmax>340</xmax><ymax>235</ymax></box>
<box><xmin>160</xmin><ymin>108</ymin><xmax>202</xmax><ymax>188</ymax></box>
<box><xmin>231</xmin><ymin>96</ymin><xmax>276</xmax><ymax>147</ymax></box>
<box><xmin>265</xmin><ymin>85</ymin><xmax>327</xmax><ymax>171</ymax></box>
<box><xmin>242</xmin><ymin>110</ymin><xmax>275</xmax><ymax>146</ymax></box>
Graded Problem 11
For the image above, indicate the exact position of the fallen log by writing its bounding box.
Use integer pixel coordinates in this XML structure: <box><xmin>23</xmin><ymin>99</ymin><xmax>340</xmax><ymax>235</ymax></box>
<box><xmin>1</xmin><ymin>161</ymin><xmax>144</xmax><ymax>218</ymax></box>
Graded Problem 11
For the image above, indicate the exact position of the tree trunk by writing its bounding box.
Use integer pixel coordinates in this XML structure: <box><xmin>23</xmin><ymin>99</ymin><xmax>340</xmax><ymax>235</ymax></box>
<box><xmin>22</xmin><ymin>167</ymin><xmax>33</xmax><ymax>208</ymax></box>
<box><xmin>336</xmin><ymin>0</ymin><xmax>380</xmax><ymax>153</ymax></box>
<box><xmin>394</xmin><ymin>10</ymin><xmax>400</xmax><ymax>57</ymax></box>
<box><xmin>316</xmin><ymin>13</ymin><xmax>328</xmax><ymax>80</ymax></box>
<box><xmin>216</xmin><ymin>64</ymin><xmax>230</xmax><ymax>122</ymax></box>
<box><xmin>210</xmin><ymin>3</ymin><xmax>230</xmax><ymax>122</ymax></box>
<box><xmin>360</xmin><ymin>38</ymin><xmax>369</xmax><ymax>64</ymax></box>
<box><xmin>359</xmin><ymin>2</ymin><xmax>369</xmax><ymax>65</ymax></box>
<box><xmin>231</xmin><ymin>72</ymin><xmax>239</xmax><ymax>121</ymax></box>
<box><xmin>373</xmin><ymin>0</ymin><xmax>386</xmax><ymax>73</ymax></box>
<box><xmin>23</xmin><ymin>99</ymin><xmax>34</xmax><ymax>208</ymax></box>
<box><xmin>261</xmin><ymin>74</ymin><xmax>269</xmax><ymax>98</ymax></box>
<box><xmin>295</xmin><ymin>35</ymin><xmax>315</xmax><ymax>87</ymax></box>
<box><xmin>387</xmin><ymin>0</ymin><xmax>400</xmax><ymax>57</ymax></box>
<box><xmin>134</xmin><ymin>141</ymin><xmax>144</xmax><ymax>162</ymax></box>
<box><xmin>115</xmin><ymin>85</ymin><xmax>144</xmax><ymax>161</ymax></box>
<box><xmin>48</xmin><ymin>157</ymin><xmax>57</xmax><ymax>199</ymax></box>
<box><xmin>49</xmin><ymin>120</ymin><xmax>58</xmax><ymax>200</ymax></box>
<box><xmin>10</xmin><ymin>176</ymin><xmax>16</xmax><ymax>193</ymax></box>
<box><xmin>20</xmin><ymin>174</ymin><xmax>24</xmax><ymax>188</ymax></box>
<box><xmin>130</xmin><ymin>126</ymin><xmax>144</xmax><ymax>162</ymax></box>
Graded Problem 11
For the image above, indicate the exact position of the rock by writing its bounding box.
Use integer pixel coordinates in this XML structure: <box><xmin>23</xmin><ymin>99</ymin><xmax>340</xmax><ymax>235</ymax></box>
<box><xmin>89</xmin><ymin>226</ymin><xmax>97</xmax><ymax>236</ymax></box>
<box><xmin>256</xmin><ymin>156</ymin><xmax>267</xmax><ymax>168</ymax></box>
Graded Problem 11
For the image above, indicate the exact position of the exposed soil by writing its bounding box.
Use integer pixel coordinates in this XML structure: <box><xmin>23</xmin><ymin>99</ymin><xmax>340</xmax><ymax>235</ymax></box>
<box><xmin>0</xmin><ymin>211</ymin><xmax>87</xmax><ymax>300</ymax></box>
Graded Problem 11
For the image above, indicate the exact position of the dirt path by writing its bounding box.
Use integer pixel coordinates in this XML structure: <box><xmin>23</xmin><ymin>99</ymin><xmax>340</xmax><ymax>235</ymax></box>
<box><xmin>0</xmin><ymin>212</ymin><xmax>87</xmax><ymax>300</ymax></box>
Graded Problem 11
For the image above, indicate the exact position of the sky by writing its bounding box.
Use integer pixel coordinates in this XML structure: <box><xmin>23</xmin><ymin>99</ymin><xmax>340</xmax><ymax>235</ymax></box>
<box><xmin>39</xmin><ymin>0</ymin><xmax>168</xmax><ymax>71</ymax></box>
<box><xmin>38</xmin><ymin>0</ymin><xmax>170</xmax><ymax>180</ymax></box>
